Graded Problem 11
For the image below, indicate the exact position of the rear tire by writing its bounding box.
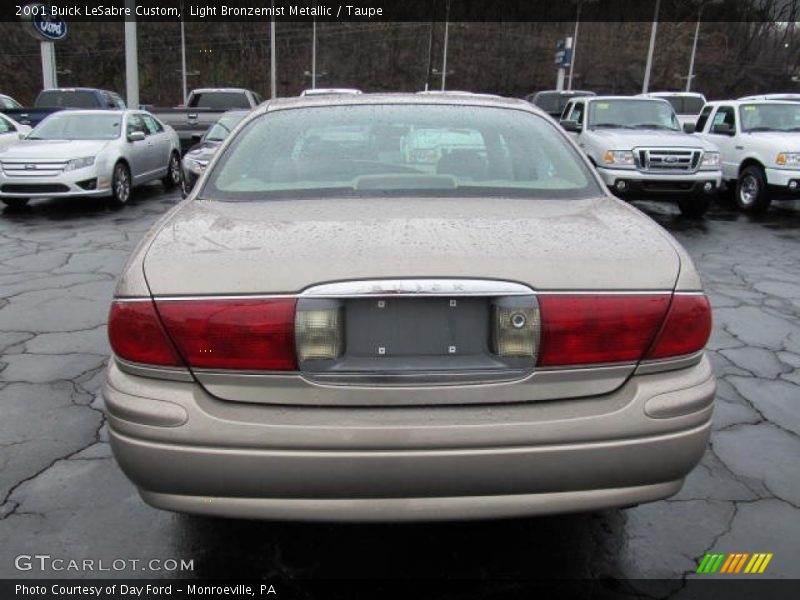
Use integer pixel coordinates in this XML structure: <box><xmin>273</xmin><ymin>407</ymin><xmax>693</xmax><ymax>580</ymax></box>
<box><xmin>678</xmin><ymin>194</ymin><xmax>711</xmax><ymax>218</ymax></box>
<box><xmin>735</xmin><ymin>166</ymin><xmax>771</xmax><ymax>213</ymax></box>
<box><xmin>108</xmin><ymin>162</ymin><xmax>131</xmax><ymax>207</ymax></box>
<box><xmin>163</xmin><ymin>152</ymin><xmax>181</xmax><ymax>190</ymax></box>
<box><xmin>1</xmin><ymin>198</ymin><xmax>29</xmax><ymax>209</ymax></box>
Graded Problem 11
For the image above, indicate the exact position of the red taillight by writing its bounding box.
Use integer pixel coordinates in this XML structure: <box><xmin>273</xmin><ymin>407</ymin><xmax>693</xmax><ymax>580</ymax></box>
<box><xmin>155</xmin><ymin>298</ymin><xmax>297</xmax><ymax>371</ymax></box>
<box><xmin>537</xmin><ymin>294</ymin><xmax>671</xmax><ymax>367</ymax></box>
<box><xmin>108</xmin><ymin>300</ymin><xmax>183</xmax><ymax>367</ymax></box>
<box><xmin>645</xmin><ymin>294</ymin><xmax>712</xmax><ymax>360</ymax></box>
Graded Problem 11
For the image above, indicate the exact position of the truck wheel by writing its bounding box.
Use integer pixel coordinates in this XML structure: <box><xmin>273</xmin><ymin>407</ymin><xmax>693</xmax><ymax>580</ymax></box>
<box><xmin>678</xmin><ymin>194</ymin><xmax>711</xmax><ymax>218</ymax></box>
<box><xmin>162</xmin><ymin>152</ymin><xmax>181</xmax><ymax>190</ymax></box>
<box><xmin>108</xmin><ymin>162</ymin><xmax>131</xmax><ymax>207</ymax></box>
<box><xmin>1</xmin><ymin>198</ymin><xmax>29</xmax><ymax>209</ymax></box>
<box><xmin>736</xmin><ymin>166</ymin><xmax>771</xmax><ymax>213</ymax></box>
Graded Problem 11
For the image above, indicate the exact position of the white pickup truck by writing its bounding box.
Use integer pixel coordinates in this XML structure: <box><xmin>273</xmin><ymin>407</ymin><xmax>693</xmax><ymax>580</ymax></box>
<box><xmin>560</xmin><ymin>96</ymin><xmax>722</xmax><ymax>217</ymax></box>
<box><xmin>694</xmin><ymin>99</ymin><xmax>800</xmax><ymax>212</ymax></box>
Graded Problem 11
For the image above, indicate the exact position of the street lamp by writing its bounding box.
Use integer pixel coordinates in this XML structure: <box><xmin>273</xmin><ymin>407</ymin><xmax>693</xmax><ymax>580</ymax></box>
<box><xmin>642</xmin><ymin>0</ymin><xmax>661</xmax><ymax>94</ymax></box>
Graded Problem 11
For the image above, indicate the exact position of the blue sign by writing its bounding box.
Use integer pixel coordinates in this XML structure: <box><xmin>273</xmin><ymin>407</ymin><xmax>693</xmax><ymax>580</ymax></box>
<box><xmin>32</xmin><ymin>13</ymin><xmax>67</xmax><ymax>41</ymax></box>
<box><xmin>554</xmin><ymin>37</ymin><xmax>573</xmax><ymax>68</ymax></box>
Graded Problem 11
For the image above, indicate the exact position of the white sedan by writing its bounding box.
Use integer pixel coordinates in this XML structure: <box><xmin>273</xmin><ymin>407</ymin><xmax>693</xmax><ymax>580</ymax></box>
<box><xmin>0</xmin><ymin>109</ymin><xmax>181</xmax><ymax>209</ymax></box>
<box><xmin>0</xmin><ymin>112</ymin><xmax>31</xmax><ymax>150</ymax></box>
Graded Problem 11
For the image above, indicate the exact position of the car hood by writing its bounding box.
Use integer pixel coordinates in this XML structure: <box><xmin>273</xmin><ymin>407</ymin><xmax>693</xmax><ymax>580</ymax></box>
<box><xmin>142</xmin><ymin>196</ymin><xmax>682</xmax><ymax>295</ymax></box>
<box><xmin>0</xmin><ymin>139</ymin><xmax>112</xmax><ymax>159</ymax></box>
<box><xmin>590</xmin><ymin>128</ymin><xmax>716</xmax><ymax>150</ymax></box>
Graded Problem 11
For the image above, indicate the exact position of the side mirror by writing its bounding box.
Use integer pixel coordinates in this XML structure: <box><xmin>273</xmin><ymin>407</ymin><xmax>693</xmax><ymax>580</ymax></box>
<box><xmin>711</xmin><ymin>123</ymin><xmax>734</xmax><ymax>136</ymax></box>
<box><xmin>561</xmin><ymin>120</ymin><xmax>583</xmax><ymax>133</ymax></box>
<box><xmin>683</xmin><ymin>122</ymin><xmax>696</xmax><ymax>134</ymax></box>
<box><xmin>18</xmin><ymin>132</ymin><xmax>26</xmax><ymax>140</ymax></box>
<box><xmin>127</xmin><ymin>130</ymin><xmax>146</xmax><ymax>143</ymax></box>
<box><xmin>191</xmin><ymin>133</ymin><xmax>203</xmax><ymax>142</ymax></box>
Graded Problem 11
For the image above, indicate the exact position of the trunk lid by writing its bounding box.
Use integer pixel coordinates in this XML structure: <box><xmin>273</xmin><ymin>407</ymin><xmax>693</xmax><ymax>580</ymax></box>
<box><xmin>143</xmin><ymin>196</ymin><xmax>680</xmax><ymax>295</ymax></box>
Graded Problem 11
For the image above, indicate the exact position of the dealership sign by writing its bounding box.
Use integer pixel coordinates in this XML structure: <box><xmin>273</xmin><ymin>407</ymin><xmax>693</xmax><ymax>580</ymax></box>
<box><xmin>20</xmin><ymin>3</ymin><xmax>68</xmax><ymax>42</ymax></box>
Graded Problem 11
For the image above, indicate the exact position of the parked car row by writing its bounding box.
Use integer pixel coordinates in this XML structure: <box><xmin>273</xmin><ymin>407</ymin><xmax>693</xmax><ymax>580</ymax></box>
<box><xmin>526</xmin><ymin>88</ymin><xmax>800</xmax><ymax>214</ymax></box>
<box><xmin>0</xmin><ymin>109</ymin><xmax>181</xmax><ymax>208</ymax></box>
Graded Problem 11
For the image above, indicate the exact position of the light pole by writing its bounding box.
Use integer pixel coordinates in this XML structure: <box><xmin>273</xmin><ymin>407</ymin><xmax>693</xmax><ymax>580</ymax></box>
<box><xmin>441</xmin><ymin>0</ymin><xmax>450</xmax><ymax>91</ymax></box>
<box><xmin>180</xmin><ymin>6</ymin><xmax>188</xmax><ymax>104</ymax></box>
<box><xmin>686</xmin><ymin>17</ymin><xmax>701</xmax><ymax>92</ymax></box>
<box><xmin>567</xmin><ymin>1</ymin><xmax>581</xmax><ymax>91</ymax></box>
<box><xmin>311</xmin><ymin>19</ymin><xmax>316</xmax><ymax>89</ymax></box>
<box><xmin>124</xmin><ymin>0</ymin><xmax>139</xmax><ymax>108</ymax></box>
<box><xmin>270</xmin><ymin>0</ymin><xmax>276</xmax><ymax>99</ymax></box>
<box><xmin>642</xmin><ymin>0</ymin><xmax>661</xmax><ymax>94</ymax></box>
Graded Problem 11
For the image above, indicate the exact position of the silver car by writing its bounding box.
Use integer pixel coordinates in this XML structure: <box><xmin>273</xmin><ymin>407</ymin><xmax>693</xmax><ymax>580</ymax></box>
<box><xmin>0</xmin><ymin>110</ymin><xmax>181</xmax><ymax>208</ymax></box>
<box><xmin>105</xmin><ymin>93</ymin><xmax>715</xmax><ymax>521</ymax></box>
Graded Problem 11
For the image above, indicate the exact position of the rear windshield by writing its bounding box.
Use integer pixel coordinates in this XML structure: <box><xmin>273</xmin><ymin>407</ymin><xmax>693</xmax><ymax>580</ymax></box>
<box><xmin>36</xmin><ymin>90</ymin><xmax>99</xmax><ymax>109</ymax></box>
<box><xmin>202</xmin><ymin>104</ymin><xmax>601</xmax><ymax>201</ymax></box>
<box><xmin>189</xmin><ymin>92</ymin><xmax>251</xmax><ymax>109</ymax></box>
<box><xmin>660</xmin><ymin>96</ymin><xmax>705</xmax><ymax>115</ymax></box>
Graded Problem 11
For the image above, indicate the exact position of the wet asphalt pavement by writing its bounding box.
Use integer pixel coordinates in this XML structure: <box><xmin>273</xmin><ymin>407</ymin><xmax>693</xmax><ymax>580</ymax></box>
<box><xmin>0</xmin><ymin>187</ymin><xmax>799</xmax><ymax>588</ymax></box>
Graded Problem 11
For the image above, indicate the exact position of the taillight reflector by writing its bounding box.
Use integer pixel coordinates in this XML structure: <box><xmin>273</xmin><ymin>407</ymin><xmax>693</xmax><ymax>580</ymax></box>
<box><xmin>537</xmin><ymin>294</ymin><xmax>671</xmax><ymax>367</ymax></box>
<box><xmin>108</xmin><ymin>300</ymin><xmax>183</xmax><ymax>367</ymax></box>
<box><xmin>155</xmin><ymin>298</ymin><xmax>297</xmax><ymax>371</ymax></box>
<box><xmin>645</xmin><ymin>294</ymin><xmax>712</xmax><ymax>360</ymax></box>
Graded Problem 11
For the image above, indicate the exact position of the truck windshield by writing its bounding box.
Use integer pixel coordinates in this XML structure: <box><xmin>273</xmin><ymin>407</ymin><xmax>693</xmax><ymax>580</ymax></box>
<box><xmin>36</xmin><ymin>90</ymin><xmax>99</xmax><ymax>108</ymax></box>
<box><xmin>28</xmin><ymin>114</ymin><xmax>122</xmax><ymax>140</ymax></box>
<box><xmin>588</xmin><ymin>100</ymin><xmax>680</xmax><ymax>131</ymax></box>
<box><xmin>203</xmin><ymin>104</ymin><xmax>601</xmax><ymax>201</ymax></box>
<box><xmin>739</xmin><ymin>103</ymin><xmax>800</xmax><ymax>132</ymax></box>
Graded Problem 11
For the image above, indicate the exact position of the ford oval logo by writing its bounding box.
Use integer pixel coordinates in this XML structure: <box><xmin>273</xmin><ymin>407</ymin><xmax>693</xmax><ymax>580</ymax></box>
<box><xmin>32</xmin><ymin>14</ymin><xmax>67</xmax><ymax>41</ymax></box>
<box><xmin>664</xmin><ymin>156</ymin><xmax>679</xmax><ymax>164</ymax></box>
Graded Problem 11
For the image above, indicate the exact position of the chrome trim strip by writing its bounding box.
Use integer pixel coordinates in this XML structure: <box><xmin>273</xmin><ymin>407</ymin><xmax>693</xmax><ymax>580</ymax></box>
<box><xmin>635</xmin><ymin>351</ymin><xmax>705</xmax><ymax>375</ymax></box>
<box><xmin>114</xmin><ymin>357</ymin><xmax>194</xmax><ymax>382</ymax></box>
<box><xmin>116</xmin><ymin>289</ymin><xmax>707</xmax><ymax>302</ymax></box>
<box><xmin>299</xmin><ymin>279</ymin><xmax>535</xmax><ymax>298</ymax></box>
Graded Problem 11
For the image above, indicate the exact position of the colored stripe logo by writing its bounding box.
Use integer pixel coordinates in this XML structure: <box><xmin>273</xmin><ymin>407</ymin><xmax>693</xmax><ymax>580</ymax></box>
<box><xmin>697</xmin><ymin>552</ymin><xmax>773</xmax><ymax>574</ymax></box>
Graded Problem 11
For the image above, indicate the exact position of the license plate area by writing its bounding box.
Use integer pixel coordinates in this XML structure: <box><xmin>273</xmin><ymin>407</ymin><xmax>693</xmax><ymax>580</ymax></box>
<box><xmin>297</xmin><ymin>295</ymin><xmax>534</xmax><ymax>384</ymax></box>
<box><xmin>347</xmin><ymin>297</ymin><xmax>488</xmax><ymax>358</ymax></box>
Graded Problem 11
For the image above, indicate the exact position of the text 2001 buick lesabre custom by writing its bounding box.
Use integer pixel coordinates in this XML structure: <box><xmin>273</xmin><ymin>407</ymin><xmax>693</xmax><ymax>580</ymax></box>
<box><xmin>104</xmin><ymin>93</ymin><xmax>715</xmax><ymax>521</ymax></box>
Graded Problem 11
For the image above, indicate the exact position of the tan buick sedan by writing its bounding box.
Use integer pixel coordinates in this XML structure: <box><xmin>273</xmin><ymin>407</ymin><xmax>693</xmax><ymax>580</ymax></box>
<box><xmin>104</xmin><ymin>93</ymin><xmax>715</xmax><ymax>521</ymax></box>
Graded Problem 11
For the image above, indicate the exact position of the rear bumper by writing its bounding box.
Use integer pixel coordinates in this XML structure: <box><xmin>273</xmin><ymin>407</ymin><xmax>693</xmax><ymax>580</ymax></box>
<box><xmin>112</xmin><ymin>425</ymin><xmax>707</xmax><ymax>521</ymax></box>
<box><xmin>105</xmin><ymin>357</ymin><xmax>715</xmax><ymax>521</ymax></box>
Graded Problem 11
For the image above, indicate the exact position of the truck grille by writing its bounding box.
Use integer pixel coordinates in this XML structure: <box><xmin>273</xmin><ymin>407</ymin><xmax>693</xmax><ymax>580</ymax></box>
<box><xmin>0</xmin><ymin>160</ymin><xmax>68</xmax><ymax>177</ymax></box>
<box><xmin>636</xmin><ymin>149</ymin><xmax>701</xmax><ymax>173</ymax></box>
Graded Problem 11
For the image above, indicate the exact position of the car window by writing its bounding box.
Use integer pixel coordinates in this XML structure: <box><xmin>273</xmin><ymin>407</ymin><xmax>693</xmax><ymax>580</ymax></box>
<box><xmin>112</xmin><ymin>94</ymin><xmax>127</xmax><ymax>109</ymax></box>
<box><xmin>36</xmin><ymin>90</ymin><xmax>99</xmax><ymax>108</ymax></box>
<box><xmin>142</xmin><ymin>114</ymin><xmax>164</xmax><ymax>134</ymax></box>
<box><xmin>696</xmin><ymin>105</ymin><xmax>714</xmax><ymax>132</ymax></box>
<box><xmin>0</xmin><ymin>96</ymin><xmax>21</xmax><ymax>109</ymax></box>
<box><xmin>570</xmin><ymin>102</ymin><xmax>585</xmax><ymax>124</ymax></box>
<box><xmin>188</xmin><ymin>92</ymin><xmax>252</xmax><ymax>109</ymax></box>
<box><xmin>711</xmin><ymin>106</ymin><xmax>736</xmax><ymax>133</ymax></box>
<box><xmin>127</xmin><ymin>114</ymin><xmax>147</xmax><ymax>136</ymax></box>
<box><xmin>0</xmin><ymin>116</ymin><xmax>16</xmax><ymax>133</ymax></box>
<box><xmin>203</xmin><ymin>104</ymin><xmax>602</xmax><ymax>201</ymax></box>
<box><xmin>560</xmin><ymin>101</ymin><xmax>573</xmax><ymax>121</ymax></box>
<box><xmin>28</xmin><ymin>113</ymin><xmax>122</xmax><ymax>140</ymax></box>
